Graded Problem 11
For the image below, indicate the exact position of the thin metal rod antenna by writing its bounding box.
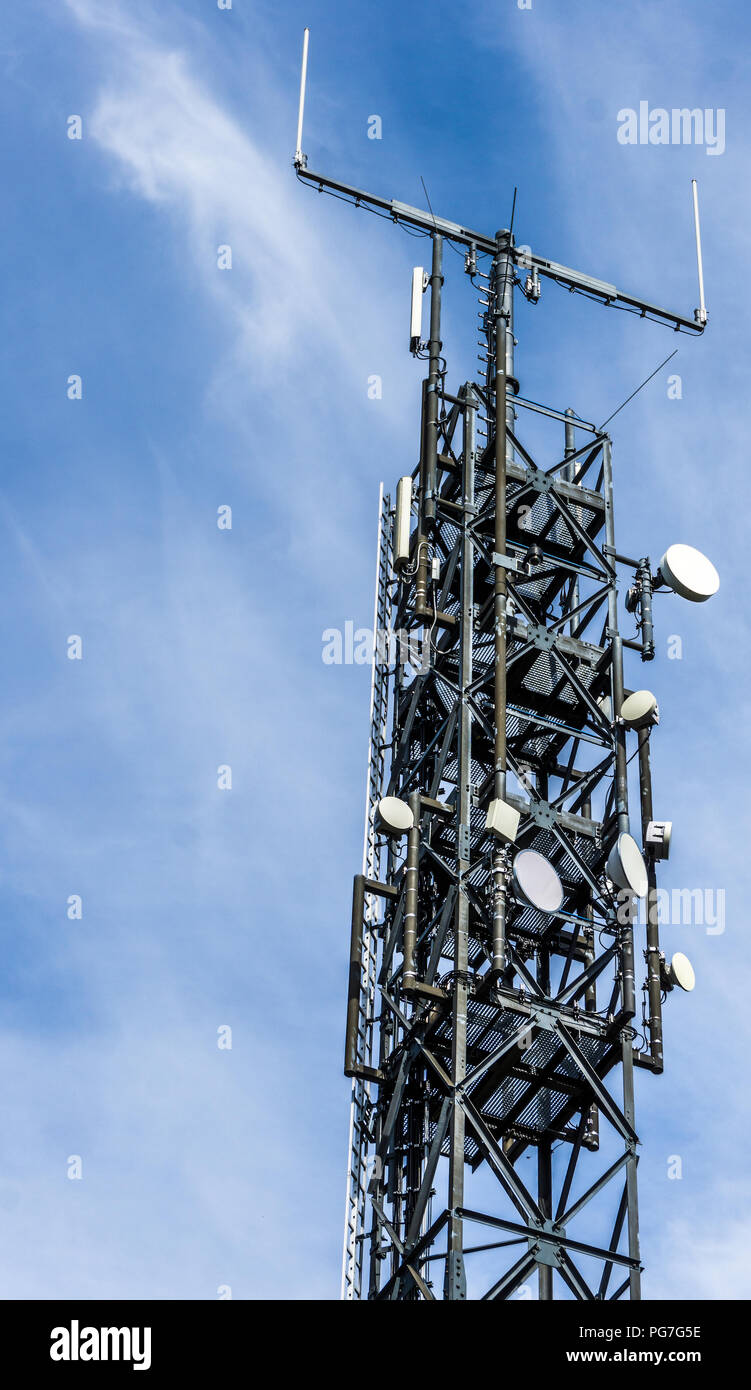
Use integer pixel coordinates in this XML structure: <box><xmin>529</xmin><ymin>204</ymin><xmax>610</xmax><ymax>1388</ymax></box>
<box><xmin>420</xmin><ymin>175</ymin><xmax>437</xmax><ymax>230</ymax></box>
<box><xmin>692</xmin><ymin>178</ymin><xmax>707</xmax><ymax>326</ymax></box>
<box><xmin>295</xmin><ymin>27</ymin><xmax>310</xmax><ymax>167</ymax></box>
<box><xmin>598</xmin><ymin>349</ymin><xmax>678</xmax><ymax>431</ymax></box>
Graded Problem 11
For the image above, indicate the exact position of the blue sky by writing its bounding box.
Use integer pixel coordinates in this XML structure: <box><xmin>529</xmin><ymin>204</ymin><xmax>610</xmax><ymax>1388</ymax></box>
<box><xmin>0</xmin><ymin>0</ymin><xmax>748</xmax><ymax>1298</ymax></box>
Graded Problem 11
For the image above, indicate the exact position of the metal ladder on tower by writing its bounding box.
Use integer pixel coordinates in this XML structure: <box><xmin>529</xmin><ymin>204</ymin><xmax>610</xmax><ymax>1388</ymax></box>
<box><xmin>340</xmin><ymin>484</ymin><xmax>393</xmax><ymax>1300</ymax></box>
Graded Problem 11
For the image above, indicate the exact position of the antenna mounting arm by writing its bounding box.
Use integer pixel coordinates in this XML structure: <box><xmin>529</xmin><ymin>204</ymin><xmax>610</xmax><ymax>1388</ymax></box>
<box><xmin>522</xmin><ymin>250</ymin><xmax>704</xmax><ymax>335</ymax></box>
<box><xmin>294</xmin><ymin>162</ymin><xmax>705</xmax><ymax>335</ymax></box>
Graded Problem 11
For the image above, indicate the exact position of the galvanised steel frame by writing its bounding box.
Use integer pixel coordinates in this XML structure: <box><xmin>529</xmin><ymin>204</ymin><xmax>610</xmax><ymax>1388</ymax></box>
<box><xmin>295</xmin><ymin>160</ymin><xmax>704</xmax><ymax>1302</ymax></box>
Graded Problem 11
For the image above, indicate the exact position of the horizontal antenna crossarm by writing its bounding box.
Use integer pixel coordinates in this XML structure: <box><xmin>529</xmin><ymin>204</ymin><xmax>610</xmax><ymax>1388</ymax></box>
<box><xmin>296</xmin><ymin>164</ymin><xmax>704</xmax><ymax>334</ymax></box>
<box><xmin>296</xmin><ymin>166</ymin><xmax>496</xmax><ymax>252</ymax></box>
<box><xmin>525</xmin><ymin>251</ymin><xmax>703</xmax><ymax>334</ymax></box>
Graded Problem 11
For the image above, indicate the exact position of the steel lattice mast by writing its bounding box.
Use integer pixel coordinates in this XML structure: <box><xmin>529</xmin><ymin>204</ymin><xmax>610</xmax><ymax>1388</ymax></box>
<box><xmin>293</xmin><ymin>31</ymin><xmax>713</xmax><ymax>1304</ymax></box>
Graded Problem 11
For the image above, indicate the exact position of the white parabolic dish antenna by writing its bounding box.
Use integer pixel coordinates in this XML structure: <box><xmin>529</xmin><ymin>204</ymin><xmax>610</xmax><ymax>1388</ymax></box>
<box><xmin>606</xmin><ymin>832</ymin><xmax>648</xmax><ymax>898</ymax></box>
<box><xmin>668</xmin><ymin>952</ymin><xmax>696</xmax><ymax>992</ymax></box>
<box><xmin>513</xmin><ymin>849</ymin><xmax>564</xmax><ymax>913</ymax></box>
<box><xmin>620</xmin><ymin>689</ymin><xmax>659</xmax><ymax>730</ymax></box>
<box><xmin>658</xmin><ymin>544</ymin><xmax>719</xmax><ymax>602</ymax></box>
<box><xmin>376</xmin><ymin>796</ymin><xmax>414</xmax><ymax>837</ymax></box>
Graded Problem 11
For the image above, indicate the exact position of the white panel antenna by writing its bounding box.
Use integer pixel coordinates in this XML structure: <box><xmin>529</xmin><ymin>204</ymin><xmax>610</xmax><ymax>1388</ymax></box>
<box><xmin>410</xmin><ymin>267</ymin><xmax>427</xmax><ymax>354</ymax></box>
<box><xmin>394</xmin><ymin>477</ymin><xmax>413</xmax><ymax>569</ymax></box>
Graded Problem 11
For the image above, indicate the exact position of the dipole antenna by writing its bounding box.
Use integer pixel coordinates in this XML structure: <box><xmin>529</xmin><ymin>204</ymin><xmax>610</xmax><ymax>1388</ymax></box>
<box><xmin>295</xmin><ymin>27</ymin><xmax>310</xmax><ymax>169</ymax></box>
<box><xmin>692</xmin><ymin>178</ymin><xmax>708</xmax><ymax>326</ymax></box>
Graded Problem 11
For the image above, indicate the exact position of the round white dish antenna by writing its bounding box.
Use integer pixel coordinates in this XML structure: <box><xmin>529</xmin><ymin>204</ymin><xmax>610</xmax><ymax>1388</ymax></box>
<box><xmin>666</xmin><ymin>951</ymin><xmax>695</xmax><ymax>992</ymax></box>
<box><xmin>620</xmin><ymin>690</ymin><xmax>659</xmax><ymax>730</ymax></box>
<box><xmin>512</xmin><ymin>849</ymin><xmax>564</xmax><ymax>914</ymax></box>
<box><xmin>376</xmin><ymin>796</ymin><xmax>414</xmax><ymax>837</ymax></box>
<box><xmin>606</xmin><ymin>832</ymin><xmax>648</xmax><ymax>898</ymax></box>
<box><xmin>657</xmin><ymin>544</ymin><xmax>719</xmax><ymax>603</ymax></box>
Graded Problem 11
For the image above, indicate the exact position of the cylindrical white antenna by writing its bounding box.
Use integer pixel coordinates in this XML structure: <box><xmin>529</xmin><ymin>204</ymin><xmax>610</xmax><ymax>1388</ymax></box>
<box><xmin>691</xmin><ymin>178</ymin><xmax>707</xmax><ymax>326</ymax></box>
<box><xmin>295</xmin><ymin>28</ymin><xmax>310</xmax><ymax>168</ymax></box>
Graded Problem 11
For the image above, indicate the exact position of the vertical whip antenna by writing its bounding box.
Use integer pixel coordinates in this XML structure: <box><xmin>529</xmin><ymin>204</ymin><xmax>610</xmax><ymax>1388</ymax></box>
<box><xmin>295</xmin><ymin>28</ymin><xmax>310</xmax><ymax>168</ymax></box>
<box><xmin>691</xmin><ymin>178</ymin><xmax>707</xmax><ymax>326</ymax></box>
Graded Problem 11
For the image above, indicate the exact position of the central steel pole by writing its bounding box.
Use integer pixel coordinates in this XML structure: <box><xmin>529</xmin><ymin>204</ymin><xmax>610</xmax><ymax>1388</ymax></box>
<box><xmin>416</xmin><ymin>235</ymin><xmax>443</xmax><ymax>619</ymax></box>
<box><xmin>536</xmin><ymin>772</ymin><xmax>554</xmax><ymax>1301</ymax></box>
<box><xmin>445</xmin><ymin>386</ymin><xmax>477</xmax><ymax>1300</ymax></box>
<box><xmin>638</xmin><ymin>729</ymin><xmax>664</xmax><ymax>1071</ymax></box>
<box><xmin>491</xmin><ymin>231</ymin><xmax>514</xmax><ymax>976</ymax></box>
<box><xmin>564</xmin><ymin>408</ymin><xmax>580</xmax><ymax>636</ymax></box>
